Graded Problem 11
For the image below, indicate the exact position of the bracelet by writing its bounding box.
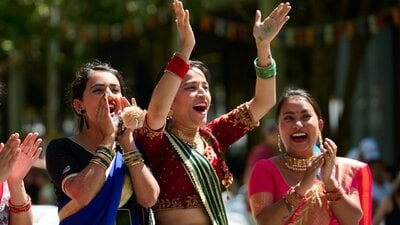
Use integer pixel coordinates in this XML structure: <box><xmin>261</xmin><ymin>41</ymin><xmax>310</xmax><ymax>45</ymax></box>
<box><xmin>283</xmin><ymin>186</ymin><xmax>307</xmax><ymax>209</ymax></box>
<box><xmin>126</xmin><ymin>158</ymin><xmax>144</xmax><ymax>167</ymax></box>
<box><xmin>96</xmin><ymin>146</ymin><xmax>115</xmax><ymax>158</ymax></box>
<box><xmin>9</xmin><ymin>195</ymin><xmax>32</xmax><ymax>214</ymax></box>
<box><xmin>123</xmin><ymin>150</ymin><xmax>145</xmax><ymax>167</ymax></box>
<box><xmin>90</xmin><ymin>146</ymin><xmax>115</xmax><ymax>170</ymax></box>
<box><xmin>323</xmin><ymin>186</ymin><xmax>344</xmax><ymax>202</ymax></box>
<box><xmin>254</xmin><ymin>58</ymin><xmax>276</xmax><ymax>79</ymax></box>
<box><xmin>90</xmin><ymin>158</ymin><xmax>108</xmax><ymax>170</ymax></box>
<box><xmin>282</xmin><ymin>195</ymin><xmax>294</xmax><ymax>213</ymax></box>
<box><xmin>165</xmin><ymin>53</ymin><xmax>190</xmax><ymax>79</ymax></box>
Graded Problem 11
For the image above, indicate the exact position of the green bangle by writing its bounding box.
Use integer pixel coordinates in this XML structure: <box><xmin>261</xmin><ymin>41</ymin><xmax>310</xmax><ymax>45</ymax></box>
<box><xmin>254</xmin><ymin>58</ymin><xmax>276</xmax><ymax>79</ymax></box>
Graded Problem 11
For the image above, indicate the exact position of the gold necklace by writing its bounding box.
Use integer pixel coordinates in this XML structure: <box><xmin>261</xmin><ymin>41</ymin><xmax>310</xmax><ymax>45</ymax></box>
<box><xmin>284</xmin><ymin>153</ymin><xmax>317</xmax><ymax>171</ymax></box>
<box><xmin>169</xmin><ymin>127</ymin><xmax>201</xmax><ymax>149</ymax></box>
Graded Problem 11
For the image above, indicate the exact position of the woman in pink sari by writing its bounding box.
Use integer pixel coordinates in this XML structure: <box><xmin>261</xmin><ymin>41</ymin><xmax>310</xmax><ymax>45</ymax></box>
<box><xmin>248</xmin><ymin>88</ymin><xmax>372</xmax><ymax>225</ymax></box>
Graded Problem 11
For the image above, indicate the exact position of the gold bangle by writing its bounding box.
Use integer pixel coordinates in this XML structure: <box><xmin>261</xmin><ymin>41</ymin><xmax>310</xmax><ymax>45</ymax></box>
<box><xmin>126</xmin><ymin>159</ymin><xmax>144</xmax><ymax>167</ymax></box>
<box><xmin>90</xmin><ymin>158</ymin><xmax>108</xmax><ymax>170</ymax></box>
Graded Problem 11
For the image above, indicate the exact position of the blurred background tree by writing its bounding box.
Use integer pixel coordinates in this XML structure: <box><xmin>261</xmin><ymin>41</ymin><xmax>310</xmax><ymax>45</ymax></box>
<box><xmin>0</xmin><ymin>0</ymin><xmax>399</xmax><ymax>180</ymax></box>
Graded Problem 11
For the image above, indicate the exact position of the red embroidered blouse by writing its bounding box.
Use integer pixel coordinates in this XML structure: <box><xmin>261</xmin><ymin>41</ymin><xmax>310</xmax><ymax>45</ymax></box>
<box><xmin>135</xmin><ymin>103</ymin><xmax>258</xmax><ymax>211</ymax></box>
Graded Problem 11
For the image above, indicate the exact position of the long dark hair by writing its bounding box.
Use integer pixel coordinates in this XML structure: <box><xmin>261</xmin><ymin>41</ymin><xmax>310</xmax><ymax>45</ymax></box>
<box><xmin>67</xmin><ymin>60</ymin><xmax>127</xmax><ymax>131</ymax></box>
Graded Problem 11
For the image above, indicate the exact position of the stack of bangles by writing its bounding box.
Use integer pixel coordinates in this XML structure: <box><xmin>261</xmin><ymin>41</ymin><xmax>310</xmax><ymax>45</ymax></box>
<box><xmin>323</xmin><ymin>186</ymin><xmax>344</xmax><ymax>202</ymax></box>
<box><xmin>282</xmin><ymin>186</ymin><xmax>307</xmax><ymax>213</ymax></box>
<box><xmin>254</xmin><ymin>58</ymin><xmax>277</xmax><ymax>79</ymax></box>
<box><xmin>90</xmin><ymin>146</ymin><xmax>115</xmax><ymax>170</ymax></box>
<box><xmin>9</xmin><ymin>195</ymin><xmax>32</xmax><ymax>214</ymax></box>
<box><xmin>164</xmin><ymin>53</ymin><xmax>190</xmax><ymax>79</ymax></box>
<box><xmin>123</xmin><ymin>150</ymin><xmax>144</xmax><ymax>167</ymax></box>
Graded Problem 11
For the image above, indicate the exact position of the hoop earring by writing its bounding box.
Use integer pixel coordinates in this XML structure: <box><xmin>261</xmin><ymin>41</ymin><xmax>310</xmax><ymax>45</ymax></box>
<box><xmin>277</xmin><ymin>134</ymin><xmax>282</xmax><ymax>152</ymax></box>
<box><xmin>318</xmin><ymin>131</ymin><xmax>323</xmax><ymax>149</ymax></box>
<box><xmin>80</xmin><ymin>109</ymin><xmax>89</xmax><ymax>129</ymax></box>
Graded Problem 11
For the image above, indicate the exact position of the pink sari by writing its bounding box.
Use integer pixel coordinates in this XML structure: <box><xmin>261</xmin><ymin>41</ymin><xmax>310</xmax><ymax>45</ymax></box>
<box><xmin>248</xmin><ymin>157</ymin><xmax>372</xmax><ymax>225</ymax></box>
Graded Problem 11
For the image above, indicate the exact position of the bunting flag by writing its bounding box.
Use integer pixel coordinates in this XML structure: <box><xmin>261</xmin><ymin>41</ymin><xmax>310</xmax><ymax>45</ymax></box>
<box><xmin>3</xmin><ymin>5</ymin><xmax>400</xmax><ymax>48</ymax></box>
<box><xmin>196</xmin><ymin>5</ymin><xmax>400</xmax><ymax>46</ymax></box>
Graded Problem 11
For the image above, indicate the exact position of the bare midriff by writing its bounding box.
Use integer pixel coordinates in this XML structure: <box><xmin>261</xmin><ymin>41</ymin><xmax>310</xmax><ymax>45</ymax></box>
<box><xmin>155</xmin><ymin>208</ymin><xmax>211</xmax><ymax>225</ymax></box>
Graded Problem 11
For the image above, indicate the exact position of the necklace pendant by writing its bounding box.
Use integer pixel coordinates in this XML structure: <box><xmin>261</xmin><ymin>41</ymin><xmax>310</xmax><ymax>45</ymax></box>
<box><xmin>283</xmin><ymin>153</ymin><xmax>317</xmax><ymax>171</ymax></box>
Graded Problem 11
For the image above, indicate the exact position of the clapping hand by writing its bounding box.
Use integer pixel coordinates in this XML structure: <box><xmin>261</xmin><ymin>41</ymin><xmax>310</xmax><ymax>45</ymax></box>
<box><xmin>8</xmin><ymin>132</ymin><xmax>42</xmax><ymax>183</ymax></box>
<box><xmin>319</xmin><ymin>138</ymin><xmax>338</xmax><ymax>185</ymax></box>
<box><xmin>0</xmin><ymin>133</ymin><xmax>21</xmax><ymax>182</ymax></box>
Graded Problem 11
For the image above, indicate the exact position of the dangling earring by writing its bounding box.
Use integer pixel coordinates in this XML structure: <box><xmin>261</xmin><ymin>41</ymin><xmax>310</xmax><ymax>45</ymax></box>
<box><xmin>167</xmin><ymin>109</ymin><xmax>173</xmax><ymax>120</ymax></box>
<box><xmin>318</xmin><ymin>131</ymin><xmax>323</xmax><ymax>149</ymax></box>
<box><xmin>80</xmin><ymin>109</ymin><xmax>89</xmax><ymax>129</ymax></box>
<box><xmin>277</xmin><ymin>134</ymin><xmax>282</xmax><ymax>152</ymax></box>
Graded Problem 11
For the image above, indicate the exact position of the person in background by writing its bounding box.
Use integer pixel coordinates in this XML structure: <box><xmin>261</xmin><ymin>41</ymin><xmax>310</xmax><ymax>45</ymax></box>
<box><xmin>0</xmin><ymin>82</ymin><xmax>43</xmax><ymax>225</ymax></box>
<box><xmin>243</xmin><ymin>120</ymin><xmax>279</xmax><ymax>186</ymax></box>
<box><xmin>45</xmin><ymin>61</ymin><xmax>159</xmax><ymax>225</ymax></box>
<box><xmin>372</xmin><ymin>171</ymin><xmax>400</xmax><ymax>225</ymax></box>
<box><xmin>358</xmin><ymin>137</ymin><xmax>393</xmax><ymax>214</ymax></box>
<box><xmin>248</xmin><ymin>87</ymin><xmax>373</xmax><ymax>225</ymax></box>
<box><xmin>237</xmin><ymin>120</ymin><xmax>279</xmax><ymax>225</ymax></box>
<box><xmin>134</xmin><ymin>1</ymin><xmax>291</xmax><ymax>224</ymax></box>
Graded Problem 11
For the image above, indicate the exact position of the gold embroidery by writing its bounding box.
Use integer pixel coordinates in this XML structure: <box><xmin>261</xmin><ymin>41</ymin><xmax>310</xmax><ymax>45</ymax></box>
<box><xmin>186</xmin><ymin>195</ymin><xmax>201</xmax><ymax>207</ymax></box>
<box><xmin>156</xmin><ymin>198</ymin><xmax>183</xmax><ymax>209</ymax></box>
<box><xmin>154</xmin><ymin>195</ymin><xmax>202</xmax><ymax>210</ymax></box>
<box><xmin>140</xmin><ymin>121</ymin><xmax>162</xmax><ymax>139</ymax></box>
<box><xmin>227</xmin><ymin>103</ymin><xmax>258</xmax><ymax>132</ymax></box>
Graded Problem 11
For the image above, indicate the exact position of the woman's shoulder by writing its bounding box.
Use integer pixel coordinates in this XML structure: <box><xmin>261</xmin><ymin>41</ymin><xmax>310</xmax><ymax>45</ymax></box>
<box><xmin>48</xmin><ymin>137</ymin><xmax>74</xmax><ymax>148</ymax></box>
<box><xmin>254</xmin><ymin>155</ymin><xmax>282</xmax><ymax>170</ymax></box>
<box><xmin>336</xmin><ymin>157</ymin><xmax>370</xmax><ymax>179</ymax></box>
<box><xmin>46</xmin><ymin>137</ymin><xmax>78</xmax><ymax>156</ymax></box>
<box><xmin>336</xmin><ymin>156</ymin><xmax>367</xmax><ymax>168</ymax></box>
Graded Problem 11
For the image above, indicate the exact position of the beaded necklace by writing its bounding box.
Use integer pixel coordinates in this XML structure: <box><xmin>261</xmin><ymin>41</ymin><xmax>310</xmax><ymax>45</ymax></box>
<box><xmin>284</xmin><ymin>153</ymin><xmax>317</xmax><ymax>171</ymax></box>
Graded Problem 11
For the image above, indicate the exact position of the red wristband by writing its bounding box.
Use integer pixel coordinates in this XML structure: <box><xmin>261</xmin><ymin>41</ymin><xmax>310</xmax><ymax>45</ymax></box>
<box><xmin>165</xmin><ymin>53</ymin><xmax>190</xmax><ymax>79</ymax></box>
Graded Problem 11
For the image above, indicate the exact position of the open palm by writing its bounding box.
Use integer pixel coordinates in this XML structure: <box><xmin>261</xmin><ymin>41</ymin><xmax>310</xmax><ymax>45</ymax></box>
<box><xmin>0</xmin><ymin>133</ymin><xmax>20</xmax><ymax>182</ymax></box>
<box><xmin>253</xmin><ymin>2</ymin><xmax>291</xmax><ymax>45</ymax></box>
<box><xmin>8</xmin><ymin>132</ymin><xmax>42</xmax><ymax>183</ymax></box>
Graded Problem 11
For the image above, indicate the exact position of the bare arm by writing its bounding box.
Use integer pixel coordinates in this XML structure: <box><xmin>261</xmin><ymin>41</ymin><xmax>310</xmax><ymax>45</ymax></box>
<box><xmin>319</xmin><ymin>139</ymin><xmax>363</xmax><ymax>225</ymax></box>
<box><xmin>248</xmin><ymin>3</ymin><xmax>291</xmax><ymax>121</ymax></box>
<box><xmin>117</xmin><ymin>97</ymin><xmax>160</xmax><ymax>208</ymax></box>
<box><xmin>64</xmin><ymin>94</ymin><xmax>117</xmax><ymax>205</ymax></box>
<box><xmin>146</xmin><ymin>0</ymin><xmax>195</xmax><ymax>131</ymax></box>
<box><xmin>8</xmin><ymin>132</ymin><xmax>42</xmax><ymax>225</ymax></box>
<box><xmin>250</xmin><ymin>192</ymin><xmax>295</xmax><ymax>225</ymax></box>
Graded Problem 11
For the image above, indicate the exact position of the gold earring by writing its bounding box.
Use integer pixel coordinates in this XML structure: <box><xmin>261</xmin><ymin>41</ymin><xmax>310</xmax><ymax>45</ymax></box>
<box><xmin>167</xmin><ymin>109</ymin><xmax>173</xmax><ymax>120</ymax></box>
<box><xmin>277</xmin><ymin>134</ymin><xmax>282</xmax><ymax>152</ymax></box>
<box><xmin>318</xmin><ymin>131</ymin><xmax>323</xmax><ymax>149</ymax></box>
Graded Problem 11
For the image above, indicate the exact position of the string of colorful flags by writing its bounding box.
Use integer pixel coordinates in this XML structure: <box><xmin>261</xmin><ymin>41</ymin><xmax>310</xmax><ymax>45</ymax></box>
<box><xmin>198</xmin><ymin>5</ymin><xmax>400</xmax><ymax>46</ymax></box>
<box><xmin>58</xmin><ymin>5</ymin><xmax>400</xmax><ymax>47</ymax></box>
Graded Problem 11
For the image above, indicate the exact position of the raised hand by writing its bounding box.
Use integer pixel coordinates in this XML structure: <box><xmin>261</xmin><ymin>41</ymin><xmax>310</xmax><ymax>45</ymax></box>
<box><xmin>253</xmin><ymin>2</ymin><xmax>291</xmax><ymax>46</ymax></box>
<box><xmin>172</xmin><ymin>0</ymin><xmax>195</xmax><ymax>59</ymax></box>
<box><xmin>8</xmin><ymin>132</ymin><xmax>42</xmax><ymax>183</ymax></box>
<box><xmin>0</xmin><ymin>133</ymin><xmax>21</xmax><ymax>182</ymax></box>
<box><xmin>97</xmin><ymin>93</ymin><xmax>118</xmax><ymax>146</ymax></box>
<box><xmin>319</xmin><ymin>138</ymin><xmax>338</xmax><ymax>186</ymax></box>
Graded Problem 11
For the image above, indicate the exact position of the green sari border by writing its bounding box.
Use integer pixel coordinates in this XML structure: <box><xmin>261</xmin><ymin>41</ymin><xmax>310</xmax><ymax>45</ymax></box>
<box><xmin>165</xmin><ymin>131</ymin><xmax>228</xmax><ymax>225</ymax></box>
